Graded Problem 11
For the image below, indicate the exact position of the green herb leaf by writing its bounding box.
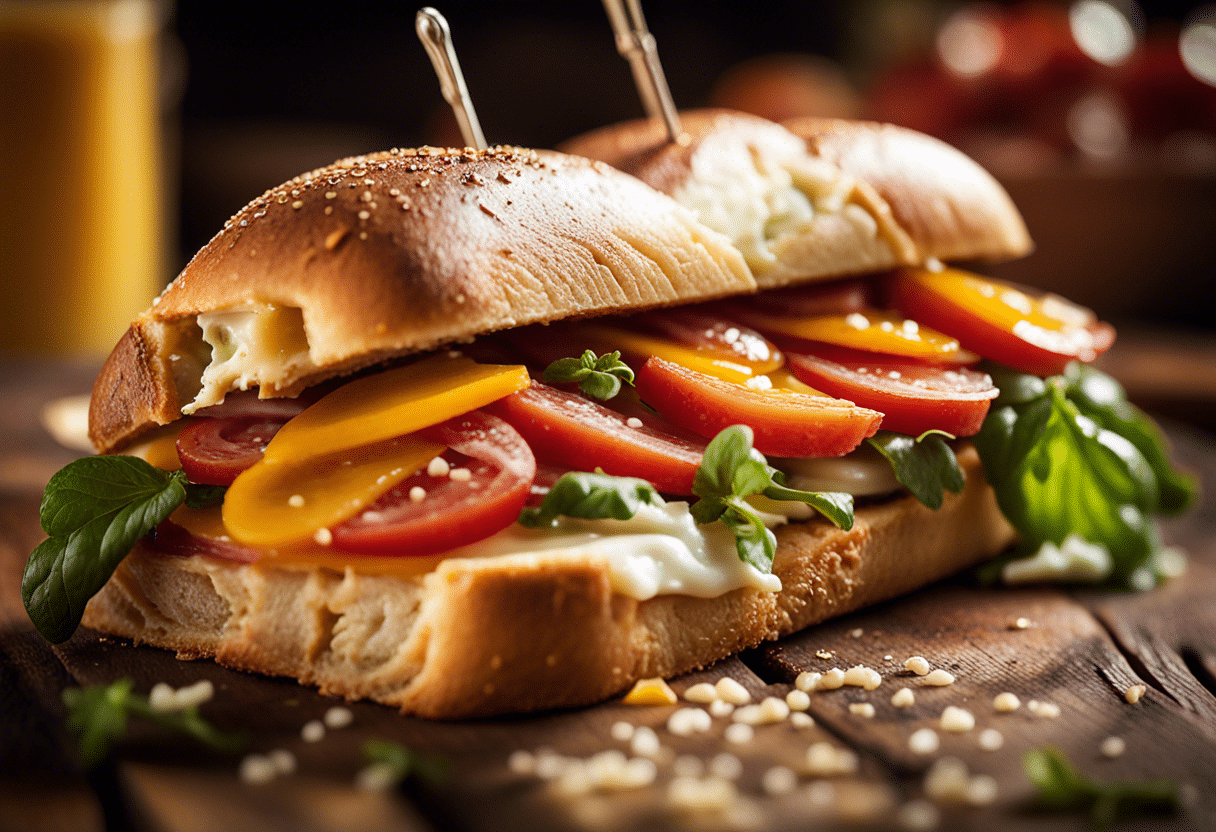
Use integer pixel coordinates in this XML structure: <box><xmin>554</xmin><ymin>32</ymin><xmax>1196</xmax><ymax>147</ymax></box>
<box><xmin>542</xmin><ymin>350</ymin><xmax>635</xmax><ymax>401</ymax></box>
<box><xmin>692</xmin><ymin>426</ymin><xmax>854</xmax><ymax>571</ymax></box>
<box><xmin>975</xmin><ymin>364</ymin><xmax>1193</xmax><ymax>587</ymax></box>
<box><xmin>362</xmin><ymin>739</ymin><xmax>450</xmax><ymax>786</ymax></box>
<box><xmin>63</xmin><ymin>678</ymin><xmax>244</xmax><ymax>767</ymax></box>
<box><xmin>518</xmin><ymin>471</ymin><xmax>663</xmax><ymax>528</ymax></box>
<box><xmin>23</xmin><ymin>456</ymin><xmax>225</xmax><ymax>644</ymax></box>
<box><xmin>866</xmin><ymin>430</ymin><xmax>965</xmax><ymax>510</ymax></box>
<box><xmin>1024</xmin><ymin>747</ymin><xmax>1179</xmax><ymax>829</ymax></box>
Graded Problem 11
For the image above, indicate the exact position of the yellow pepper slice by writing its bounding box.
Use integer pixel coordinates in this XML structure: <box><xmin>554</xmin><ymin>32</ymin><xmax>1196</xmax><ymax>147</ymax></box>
<box><xmin>577</xmin><ymin>324</ymin><xmax>778</xmax><ymax>385</ymax></box>
<box><xmin>223</xmin><ymin>433</ymin><xmax>444</xmax><ymax>547</ymax></box>
<box><xmin>740</xmin><ymin>308</ymin><xmax>977</xmax><ymax>364</ymax></box>
<box><xmin>262</xmin><ymin>354</ymin><xmax>530</xmax><ymax>464</ymax></box>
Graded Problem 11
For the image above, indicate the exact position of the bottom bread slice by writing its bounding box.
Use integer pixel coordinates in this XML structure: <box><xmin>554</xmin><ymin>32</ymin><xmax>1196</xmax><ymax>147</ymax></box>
<box><xmin>82</xmin><ymin>445</ymin><xmax>1015</xmax><ymax>718</ymax></box>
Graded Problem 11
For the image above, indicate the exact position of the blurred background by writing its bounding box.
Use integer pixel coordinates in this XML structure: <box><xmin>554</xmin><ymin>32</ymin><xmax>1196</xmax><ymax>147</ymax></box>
<box><xmin>2</xmin><ymin>0</ymin><xmax>1214</xmax><ymax>359</ymax></box>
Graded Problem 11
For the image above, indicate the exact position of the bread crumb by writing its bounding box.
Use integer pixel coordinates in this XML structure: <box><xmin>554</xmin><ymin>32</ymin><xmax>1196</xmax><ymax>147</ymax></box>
<box><xmin>1101</xmin><ymin>736</ymin><xmax>1126</xmax><ymax>758</ymax></box>
<box><xmin>978</xmin><ymin>728</ymin><xmax>1004</xmax><ymax>751</ymax></box>
<box><xmin>795</xmin><ymin>671</ymin><xmax>821</xmax><ymax>692</ymax></box>
<box><xmin>709</xmin><ymin>752</ymin><xmax>743</xmax><ymax>780</ymax></box>
<box><xmin>1027</xmin><ymin>700</ymin><xmax>1061</xmax><ymax>718</ymax></box>
<box><xmin>714</xmin><ymin>677</ymin><xmax>751</xmax><ymax>705</ymax></box>
<box><xmin>849</xmin><ymin>702</ymin><xmax>876</xmax><ymax>718</ymax></box>
<box><xmin>892</xmin><ymin>687</ymin><xmax>915</xmax><ymax>708</ymax></box>
<box><xmin>622</xmin><ymin>677</ymin><xmax>677</xmax><ymax>706</ymax></box>
<box><xmin>785</xmin><ymin>689</ymin><xmax>811</xmax><ymax>711</ymax></box>
<box><xmin>993</xmin><ymin>692</ymin><xmax>1021</xmax><ymax>712</ymax></box>
<box><xmin>268</xmin><ymin>749</ymin><xmax>297</xmax><ymax>775</ymax></box>
<box><xmin>683</xmin><ymin>682</ymin><xmax>717</xmax><ymax>704</ymax></box>
<box><xmin>762</xmin><ymin>766</ymin><xmax>798</xmax><ymax>796</ymax></box>
<box><xmin>804</xmin><ymin>742</ymin><xmax>858</xmax><ymax>776</ymax></box>
<box><xmin>239</xmin><ymin>754</ymin><xmax>277</xmax><ymax>785</ymax></box>
<box><xmin>301</xmin><ymin>720</ymin><xmax>325</xmax><ymax>742</ymax></box>
<box><xmin>818</xmin><ymin>668</ymin><xmax>845</xmax><ymax>690</ymax></box>
<box><xmin>724</xmin><ymin>723</ymin><xmax>754</xmax><ymax>744</ymax></box>
<box><xmin>940</xmin><ymin>706</ymin><xmax>975</xmax><ymax>733</ymax></box>
<box><xmin>922</xmin><ymin>669</ymin><xmax>955</xmax><ymax>686</ymax></box>
<box><xmin>909</xmin><ymin>728</ymin><xmax>940</xmax><ymax>755</ymax></box>
<box><xmin>323</xmin><ymin>706</ymin><xmax>353</xmax><ymax>729</ymax></box>
<box><xmin>790</xmin><ymin>711</ymin><xmax>814</xmax><ymax>728</ymax></box>
<box><xmin>896</xmin><ymin>799</ymin><xmax>940</xmax><ymax>831</ymax></box>
<box><xmin>610</xmin><ymin>721</ymin><xmax>634</xmax><ymax>742</ymax></box>
<box><xmin>905</xmin><ymin>656</ymin><xmax>931</xmax><ymax>676</ymax></box>
<box><xmin>708</xmin><ymin>699</ymin><xmax>735</xmax><ymax>718</ymax></box>
<box><xmin>1125</xmin><ymin>684</ymin><xmax>1147</xmax><ymax>704</ymax></box>
<box><xmin>667</xmin><ymin>707</ymin><xmax>712</xmax><ymax>736</ymax></box>
<box><xmin>843</xmin><ymin>665</ymin><xmax>882</xmax><ymax>690</ymax></box>
<box><xmin>630</xmin><ymin>726</ymin><xmax>661</xmax><ymax>758</ymax></box>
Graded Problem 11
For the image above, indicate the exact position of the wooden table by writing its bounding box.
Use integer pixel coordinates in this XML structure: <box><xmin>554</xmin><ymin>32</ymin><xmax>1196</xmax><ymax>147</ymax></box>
<box><xmin>3</xmin><ymin>337</ymin><xmax>1215</xmax><ymax>832</ymax></box>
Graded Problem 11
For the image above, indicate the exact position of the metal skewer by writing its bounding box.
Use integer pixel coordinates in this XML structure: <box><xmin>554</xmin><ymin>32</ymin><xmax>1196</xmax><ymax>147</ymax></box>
<box><xmin>415</xmin><ymin>7</ymin><xmax>487</xmax><ymax>150</ymax></box>
<box><xmin>600</xmin><ymin>0</ymin><xmax>685</xmax><ymax>145</ymax></box>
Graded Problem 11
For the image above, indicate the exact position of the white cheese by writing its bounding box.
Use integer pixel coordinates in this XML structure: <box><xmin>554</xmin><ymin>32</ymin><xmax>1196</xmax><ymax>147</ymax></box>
<box><xmin>1002</xmin><ymin>534</ymin><xmax>1113</xmax><ymax>584</ymax></box>
<box><xmin>442</xmin><ymin>501</ymin><xmax>783</xmax><ymax>601</ymax></box>
<box><xmin>769</xmin><ymin>446</ymin><xmax>902</xmax><ymax>498</ymax></box>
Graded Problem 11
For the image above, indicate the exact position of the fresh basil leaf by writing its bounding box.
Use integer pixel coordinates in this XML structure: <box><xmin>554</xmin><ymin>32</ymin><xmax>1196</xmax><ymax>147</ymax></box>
<box><xmin>987</xmin><ymin>364</ymin><xmax>1049</xmax><ymax>406</ymax></box>
<box><xmin>866</xmin><ymin>430</ymin><xmax>964</xmax><ymax>510</ymax></box>
<box><xmin>363</xmin><ymin>739</ymin><xmax>450</xmax><ymax>786</ymax></box>
<box><xmin>63</xmin><ymin>678</ymin><xmax>244</xmax><ymax>767</ymax></box>
<box><xmin>693</xmin><ymin>425</ymin><xmax>754</xmax><ymax>498</ymax></box>
<box><xmin>518</xmin><ymin>471</ymin><xmax>662</xmax><ymax>528</ymax></box>
<box><xmin>719</xmin><ymin>502</ymin><xmax>776</xmax><ymax>574</ymax></box>
<box><xmin>23</xmin><ymin>457</ymin><xmax>201</xmax><ymax>644</ymax></box>
<box><xmin>184</xmin><ymin>484</ymin><xmax>227</xmax><ymax>510</ymax></box>
<box><xmin>689</xmin><ymin>495</ymin><xmax>728</xmax><ymax>525</ymax></box>
<box><xmin>1024</xmin><ymin>747</ymin><xmax>1179</xmax><ymax>829</ymax></box>
<box><xmin>763</xmin><ymin>485</ymin><xmax>855</xmax><ymax>530</ymax></box>
<box><xmin>542</xmin><ymin>349</ymin><xmax>635</xmax><ymax>401</ymax></box>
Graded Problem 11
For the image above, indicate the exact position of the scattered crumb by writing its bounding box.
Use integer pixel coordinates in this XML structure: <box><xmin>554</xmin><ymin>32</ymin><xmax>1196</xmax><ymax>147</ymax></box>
<box><xmin>851</xmin><ymin>628</ymin><xmax>864</xmax><ymax>638</ymax></box>
<box><xmin>785</xmin><ymin>689</ymin><xmax>811</xmax><ymax>711</ymax></box>
<box><xmin>1101</xmin><ymin>736</ymin><xmax>1126</xmax><ymax>758</ymax></box>
<box><xmin>673</xmin><ymin>755</ymin><xmax>704</xmax><ymax>778</ymax></box>
<box><xmin>239</xmin><ymin>754</ymin><xmax>277</xmax><ymax>785</ymax></box>
<box><xmin>709</xmin><ymin>752</ymin><xmax>743</xmax><ymax>780</ymax></box>
<box><xmin>508</xmin><ymin>750</ymin><xmax>535</xmax><ymax>774</ymax></box>
<box><xmin>795</xmin><ymin>671</ymin><xmax>821</xmax><ymax>692</ymax></box>
<box><xmin>818</xmin><ymin>668</ymin><xmax>845</xmax><ymax>690</ymax></box>
<box><xmin>724</xmin><ymin>723</ymin><xmax>754</xmax><ymax>744</ymax></box>
<box><xmin>708</xmin><ymin>699</ymin><xmax>735</xmax><ymax>718</ymax></box>
<box><xmin>1027</xmin><ymin>700</ymin><xmax>1061</xmax><ymax>719</ymax></box>
<box><xmin>323</xmin><ymin>706</ymin><xmax>353</xmax><ymax>729</ymax></box>
<box><xmin>790</xmin><ymin>712</ymin><xmax>814</xmax><ymax>728</ymax></box>
<box><xmin>905</xmin><ymin>656</ymin><xmax>931</xmax><ymax>676</ymax></box>
<box><xmin>978</xmin><ymin>729</ymin><xmax>1004</xmax><ymax>751</ymax></box>
<box><xmin>843</xmin><ymin>665</ymin><xmax>883</xmax><ymax>690</ymax></box>
<box><xmin>630</xmin><ymin>727</ymin><xmax>661</xmax><ymax>758</ymax></box>
<box><xmin>1011</xmin><ymin>618</ymin><xmax>1033</xmax><ymax>630</ymax></box>
<box><xmin>993</xmin><ymin>692</ymin><xmax>1021</xmax><ymax>712</ymax></box>
<box><xmin>684</xmin><ymin>682</ymin><xmax>717</xmax><ymax>704</ymax></box>
<box><xmin>715</xmin><ymin>677</ymin><xmax>752</xmax><ymax>706</ymax></box>
<box><xmin>622</xmin><ymin>677</ymin><xmax>677</xmax><ymax>706</ymax></box>
<box><xmin>922</xmin><ymin>669</ymin><xmax>956</xmax><ymax>687</ymax></box>
<box><xmin>892</xmin><ymin>687</ymin><xmax>915</xmax><ymax>708</ymax></box>
<box><xmin>897</xmin><ymin>799</ymin><xmax>940</xmax><ymax>831</ymax></box>
<box><xmin>909</xmin><ymin>728</ymin><xmax>940</xmax><ymax>755</ymax></box>
<box><xmin>301</xmin><ymin>720</ymin><xmax>325</xmax><ymax>743</ymax></box>
<box><xmin>940</xmin><ymin>706</ymin><xmax>975</xmax><ymax>733</ymax></box>
<box><xmin>1125</xmin><ymin>684</ymin><xmax>1147</xmax><ymax>704</ymax></box>
<box><xmin>849</xmin><ymin>702</ymin><xmax>876</xmax><ymax>718</ymax></box>
<box><xmin>762</xmin><ymin>766</ymin><xmax>798</xmax><ymax>796</ymax></box>
<box><xmin>804</xmin><ymin>742</ymin><xmax>859</xmax><ymax>776</ymax></box>
<box><xmin>667</xmin><ymin>707</ymin><xmax>712</xmax><ymax>736</ymax></box>
<box><xmin>610</xmin><ymin>721</ymin><xmax>634</xmax><ymax>742</ymax></box>
<box><xmin>667</xmin><ymin>776</ymin><xmax>737</xmax><ymax>812</ymax></box>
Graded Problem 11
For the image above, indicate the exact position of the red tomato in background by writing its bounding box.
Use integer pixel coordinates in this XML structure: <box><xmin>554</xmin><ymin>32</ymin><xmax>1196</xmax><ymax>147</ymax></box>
<box><xmin>784</xmin><ymin>345</ymin><xmax>998</xmax><ymax>437</ymax></box>
<box><xmin>177</xmin><ymin>417</ymin><xmax>291</xmax><ymax>486</ymax></box>
<box><xmin>635</xmin><ymin>357</ymin><xmax>882</xmax><ymax>458</ymax></box>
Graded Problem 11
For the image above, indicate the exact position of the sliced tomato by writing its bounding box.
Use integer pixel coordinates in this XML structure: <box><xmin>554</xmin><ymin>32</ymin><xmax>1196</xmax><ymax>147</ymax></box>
<box><xmin>887</xmin><ymin>267</ymin><xmax>1115</xmax><ymax>376</ymax></box>
<box><xmin>329</xmin><ymin>411</ymin><xmax>535</xmax><ymax>555</ymax></box>
<box><xmin>633</xmin><ymin>310</ymin><xmax>784</xmax><ymax>374</ymax></box>
<box><xmin>177</xmin><ymin>417</ymin><xmax>290</xmax><ymax>486</ymax></box>
<box><xmin>635</xmin><ymin>357</ymin><xmax>882</xmax><ymax>458</ymax></box>
<box><xmin>723</xmin><ymin>278</ymin><xmax>873</xmax><ymax>317</ymax></box>
<box><xmin>785</xmin><ymin>345</ymin><xmax>998</xmax><ymax>437</ymax></box>
<box><xmin>730</xmin><ymin>307</ymin><xmax>980</xmax><ymax>366</ymax></box>
<box><xmin>487</xmin><ymin>381</ymin><xmax>705</xmax><ymax>495</ymax></box>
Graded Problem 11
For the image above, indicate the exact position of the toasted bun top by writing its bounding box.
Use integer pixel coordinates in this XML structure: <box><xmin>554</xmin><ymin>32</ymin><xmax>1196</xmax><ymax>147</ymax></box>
<box><xmin>562</xmin><ymin>110</ymin><xmax>1031</xmax><ymax>282</ymax></box>
<box><xmin>89</xmin><ymin>146</ymin><xmax>753</xmax><ymax>452</ymax></box>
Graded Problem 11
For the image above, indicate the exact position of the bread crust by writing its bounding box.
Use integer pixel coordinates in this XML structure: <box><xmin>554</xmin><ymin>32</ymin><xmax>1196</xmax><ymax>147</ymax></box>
<box><xmin>562</xmin><ymin>110</ymin><xmax>1031</xmax><ymax>281</ymax></box>
<box><xmin>81</xmin><ymin>446</ymin><xmax>1015</xmax><ymax>718</ymax></box>
<box><xmin>90</xmin><ymin>146</ymin><xmax>754</xmax><ymax>453</ymax></box>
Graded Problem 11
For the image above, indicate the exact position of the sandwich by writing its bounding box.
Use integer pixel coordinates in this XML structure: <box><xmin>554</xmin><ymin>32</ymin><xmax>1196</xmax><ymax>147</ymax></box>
<box><xmin>22</xmin><ymin>117</ymin><xmax>1191</xmax><ymax>719</ymax></box>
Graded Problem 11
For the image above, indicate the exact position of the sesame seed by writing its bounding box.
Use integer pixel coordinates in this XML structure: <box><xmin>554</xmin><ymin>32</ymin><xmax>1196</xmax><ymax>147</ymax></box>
<box><xmin>1101</xmin><ymin>736</ymin><xmax>1126</xmax><ymax>758</ymax></box>
<box><xmin>1012</xmin><ymin>617</ymin><xmax>1033</xmax><ymax>629</ymax></box>
<box><xmin>905</xmin><ymin>656</ymin><xmax>931</xmax><ymax>676</ymax></box>
<box><xmin>849</xmin><ymin>702</ymin><xmax>876</xmax><ymax>718</ymax></box>
<box><xmin>978</xmin><ymin>728</ymin><xmax>1004</xmax><ymax>751</ymax></box>
<box><xmin>359</xmin><ymin>232</ymin><xmax>368</xmax><ymax>240</ymax></box>
<box><xmin>993</xmin><ymin>692</ymin><xmax>1021</xmax><ymax>712</ymax></box>
<box><xmin>851</xmin><ymin>628</ymin><xmax>864</xmax><ymax>638</ymax></box>
<box><xmin>301</xmin><ymin>720</ymin><xmax>325</xmax><ymax>742</ymax></box>
<box><xmin>922</xmin><ymin>669</ymin><xmax>956</xmax><ymax>686</ymax></box>
<box><xmin>325</xmin><ymin>191</ymin><xmax>337</xmax><ymax>199</ymax></box>
<box><xmin>891</xmin><ymin>687</ymin><xmax>915</xmax><ymax>708</ymax></box>
<box><xmin>324</xmin><ymin>706</ymin><xmax>353</xmax><ymax>729</ymax></box>
<box><xmin>291</xmin><ymin>200</ymin><xmax>304</xmax><ymax>210</ymax></box>
<box><xmin>909</xmin><ymin>728</ymin><xmax>940</xmax><ymax>755</ymax></box>
<box><xmin>1125</xmin><ymin>684</ymin><xmax>1147</xmax><ymax>703</ymax></box>
<box><xmin>288</xmin><ymin>494</ymin><xmax>305</xmax><ymax>508</ymax></box>
<box><xmin>940</xmin><ymin>706</ymin><xmax>975</xmax><ymax>732</ymax></box>
<box><xmin>324</xmin><ymin>206</ymin><xmax>333</xmax><ymax>215</ymax></box>
<box><xmin>683</xmin><ymin>682</ymin><xmax>717</xmax><ymax>704</ymax></box>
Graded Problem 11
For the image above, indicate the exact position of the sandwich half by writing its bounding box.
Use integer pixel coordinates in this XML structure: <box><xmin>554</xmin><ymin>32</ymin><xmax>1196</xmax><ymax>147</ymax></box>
<box><xmin>26</xmin><ymin>120</ymin><xmax>1153</xmax><ymax>719</ymax></box>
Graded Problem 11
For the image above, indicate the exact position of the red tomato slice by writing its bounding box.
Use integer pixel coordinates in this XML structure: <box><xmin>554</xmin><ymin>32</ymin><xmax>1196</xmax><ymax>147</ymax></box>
<box><xmin>723</xmin><ymin>278</ymin><xmax>872</xmax><ymax>317</ymax></box>
<box><xmin>887</xmin><ymin>268</ymin><xmax>1115</xmax><ymax>376</ymax></box>
<box><xmin>785</xmin><ymin>345</ymin><xmax>998</xmax><ymax>437</ymax></box>
<box><xmin>635</xmin><ymin>357</ymin><xmax>882</xmax><ymax>458</ymax></box>
<box><xmin>633</xmin><ymin>310</ymin><xmax>784</xmax><ymax>374</ymax></box>
<box><xmin>177</xmin><ymin>417</ymin><xmax>290</xmax><ymax>486</ymax></box>
<box><xmin>329</xmin><ymin>411</ymin><xmax>535</xmax><ymax>555</ymax></box>
<box><xmin>487</xmin><ymin>381</ymin><xmax>705</xmax><ymax>495</ymax></box>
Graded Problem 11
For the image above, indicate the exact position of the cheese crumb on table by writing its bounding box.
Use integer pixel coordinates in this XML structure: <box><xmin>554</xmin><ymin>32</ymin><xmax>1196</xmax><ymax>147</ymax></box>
<box><xmin>891</xmin><ymin>687</ymin><xmax>915</xmax><ymax>708</ymax></box>
<box><xmin>323</xmin><ymin>706</ymin><xmax>353</xmax><ymax>729</ymax></box>
<box><xmin>622</xmin><ymin>677</ymin><xmax>677</xmax><ymax>706</ymax></box>
<box><xmin>715</xmin><ymin>677</ymin><xmax>752</xmax><ymax>705</ymax></box>
<box><xmin>795</xmin><ymin>671</ymin><xmax>821</xmax><ymax>692</ymax></box>
<box><xmin>708</xmin><ymin>699</ymin><xmax>735</xmax><ymax>718</ymax></box>
<box><xmin>630</xmin><ymin>727</ymin><xmax>661</xmax><ymax>758</ymax></box>
<box><xmin>978</xmin><ymin>728</ymin><xmax>1004</xmax><ymax>751</ymax></box>
<box><xmin>896</xmin><ymin>799</ymin><xmax>940</xmax><ymax>832</ymax></box>
<box><xmin>508</xmin><ymin>750</ymin><xmax>535</xmax><ymax>774</ymax></box>
<box><xmin>667</xmin><ymin>776</ymin><xmax>737</xmax><ymax>812</ymax></box>
<box><xmin>804</xmin><ymin>742</ymin><xmax>859</xmax><ymax>776</ymax></box>
<box><xmin>993</xmin><ymin>692</ymin><xmax>1021</xmax><ymax>712</ymax></box>
<box><xmin>1125</xmin><ymin>684</ymin><xmax>1147</xmax><ymax>704</ymax></box>
<box><xmin>709</xmin><ymin>752</ymin><xmax>743</xmax><ymax>780</ymax></box>
<box><xmin>908</xmin><ymin>728</ymin><xmax>940</xmax><ymax>755</ymax></box>
<box><xmin>1101</xmin><ymin>736</ymin><xmax>1126</xmax><ymax>758</ymax></box>
<box><xmin>849</xmin><ymin>702</ymin><xmax>876</xmax><ymax>718</ymax></box>
<box><xmin>724</xmin><ymin>723</ymin><xmax>754</xmax><ymax>744</ymax></box>
<box><xmin>905</xmin><ymin>656</ymin><xmax>931</xmax><ymax>676</ymax></box>
<box><xmin>818</xmin><ymin>668</ymin><xmax>846</xmax><ymax>690</ymax></box>
<box><xmin>785</xmin><ymin>689</ymin><xmax>811</xmax><ymax>711</ymax></box>
<box><xmin>673</xmin><ymin>755</ymin><xmax>704</xmax><ymax>778</ymax></box>
<box><xmin>301</xmin><ymin>720</ymin><xmax>325</xmax><ymax>742</ymax></box>
<box><xmin>667</xmin><ymin>707</ymin><xmax>712</xmax><ymax>736</ymax></box>
<box><xmin>843</xmin><ymin>665</ymin><xmax>882</xmax><ymax>690</ymax></box>
<box><xmin>684</xmin><ymin>682</ymin><xmax>718</xmax><ymax>704</ymax></box>
<box><xmin>1027</xmin><ymin>700</ymin><xmax>1061</xmax><ymax>718</ymax></box>
<box><xmin>239</xmin><ymin>754</ymin><xmax>277</xmax><ymax>785</ymax></box>
<box><xmin>790</xmin><ymin>711</ymin><xmax>814</xmax><ymax>728</ymax></box>
<box><xmin>762</xmin><ymin>766</ymin><xmax>798</xmax><ymax>796</ymax></box>
<box><xmin>610</xmin><ymin>721</ymin><xmax>634</xmax><ymax>742</ymax></box>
